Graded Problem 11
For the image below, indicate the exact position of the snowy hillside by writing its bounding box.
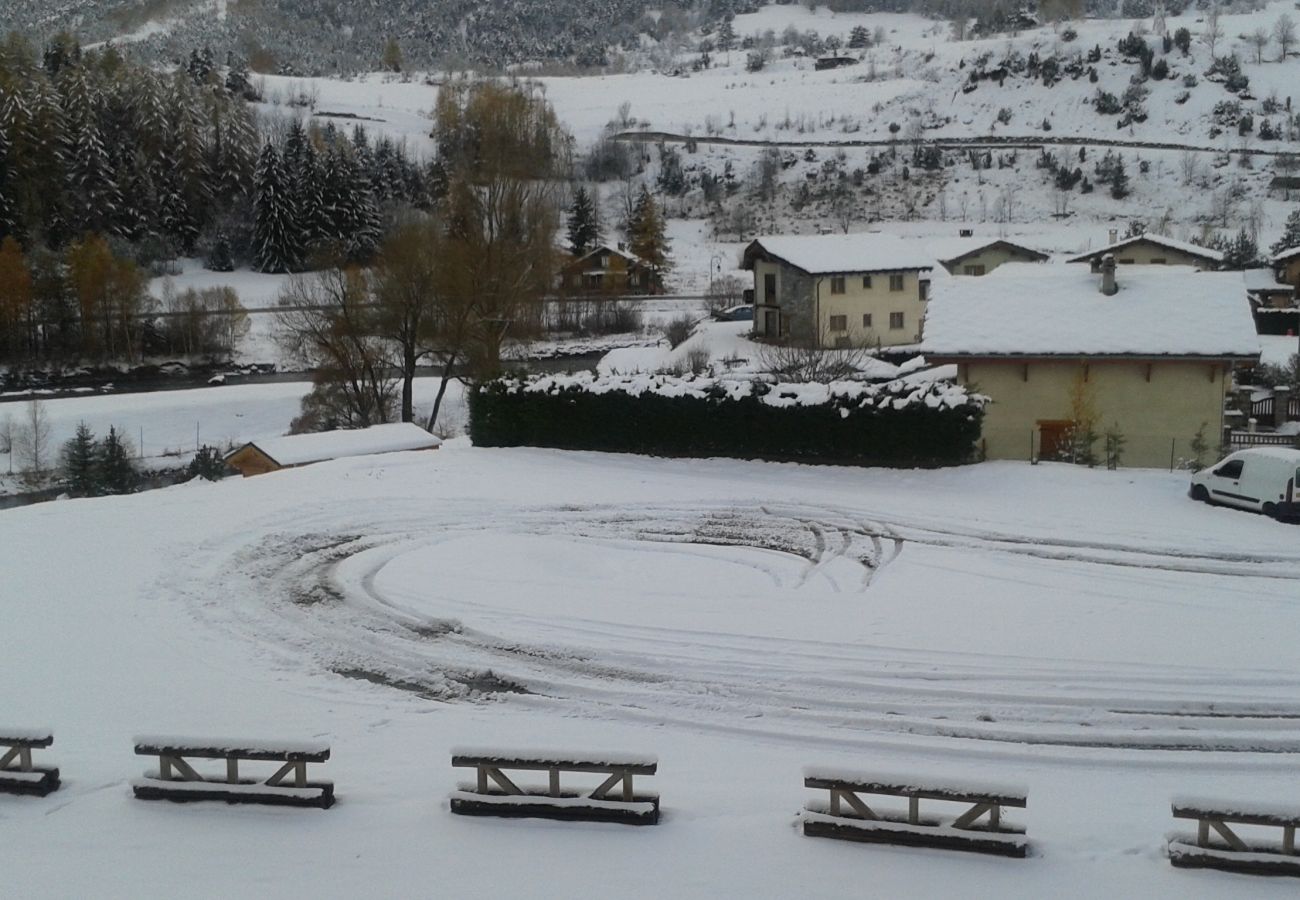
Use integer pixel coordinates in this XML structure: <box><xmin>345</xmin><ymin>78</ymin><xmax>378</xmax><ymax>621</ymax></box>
<box><xmin>6</xmin><ymin>445</ymin><xmax>1300</xmax><ymax>897</ymax></box>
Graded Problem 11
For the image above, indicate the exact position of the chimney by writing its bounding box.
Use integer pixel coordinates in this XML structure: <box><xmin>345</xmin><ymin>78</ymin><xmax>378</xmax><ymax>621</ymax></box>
<box><xmin>1100</xmin><ymin>254</ymin><xmax>1118</xmax><ymax>295</ymax></box>
<box><xmin>1107</xmin><ymin>228</ymin><xmax>1118</xmax><ymax>245</ymax></box>
<box><xmin>958</xmin><ymin>228</ymin><xmax>973</xmax><ymax>238</ymax></box>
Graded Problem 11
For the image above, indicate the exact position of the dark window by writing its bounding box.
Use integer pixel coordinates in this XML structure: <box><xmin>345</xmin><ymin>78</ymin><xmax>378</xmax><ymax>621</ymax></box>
<box><xmin>1119</xmin><ymin>258</ymin><xmax>1135</xmax><ymax>265</ymax></box>
<box><xmin>889</xmin><ymin>312</ymin><xmax>905</xmax><ymax>329</ymax></box>
<box><xmin>862</xmin><ymin>275</ymin><xmax>873</xmax><ymax>289</ymax></box>
<box><xmin>1214</xmin><ymin>459</ymin><xmax>1244</xmax><ymax>479</ymax></box>
<box><xmin>829</xmin><ymin>315</ymin><xmax>848</xmax><ymax>331</ymax></box>
<box><xmin>862</xmin><ymin>313</ymin><xmax>873</xmax><ymax>328</ymax></box>
<box><xmin>764</xmin><ymin>272</ymin><xmax>776</xmax><ymax>301</ymax></box>
<box><xmin>963</xmin><ymin>264</ymin><xmax>986</xmax><ymax>276</ymax></box>
<box><xmin>830</xmin><ymin>275</ymin><xmax>846</xmax><ymax>294</ymax></box>
<box><xmin>919</xmin><ymin>280</ymin><xmax>930</xmax><ymax>301</ymax></box>
<box><xmin>1151</xmin><ymin>258</ymin><xmax>1167</xmax><ymax>265</ymax></box>
<box><xmin>889</xmin><ymin>274</ymin><xmax>905</xmax><ymax>291</ymax></box>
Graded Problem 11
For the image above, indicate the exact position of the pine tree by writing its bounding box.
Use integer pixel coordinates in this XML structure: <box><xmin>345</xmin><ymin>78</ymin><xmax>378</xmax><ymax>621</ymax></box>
<box><xmin>1109</xmin><ymin>158</ymin><xmax>1130</xmax><ymax>199</ymax></box>
<box><xmin>1221</xmin><ymin>228</ymin><xmax>1260</xmax><ymax>270</ymax></box>
<box><xmin>848</xmin><ymin>26</ymin><xmax>871</xmax><ymax>49</ymax></box>
<box><xmin>628</xmin><ymin>186</ymin><xmax>672</xmax><ymax>288</ymax></box>
<box><xmin>343</xmin><ymin>146</ymin><xmax>381</xmax><ymax>262</ymax></box>
<box><xmin>60</xmin><ymin>421</ymin><xmax>98</xmax><ymax>496</ymax></box>
<box><xmin>1271</xmin><ymin>207</ymin><xmax>1300</xmax><ymax>255</ymax></box>
<box><xmin>567</xmin><ymin>186</ymin><xmax>600</xmax><ymax>255</ymax></box>
<box><xmin>0</xmin><ymin>110</ymin><xmax>16</xmax><ymax>242</ymax></box>
<box><xmin>97</xmin><ymin>425</ymin><xmax>139</xmax><ymax>495</ymax></box>
<box><xmin>253</xmin><ymin>142</ymin><xmax>301</xmax><ymax>273</ymax></box>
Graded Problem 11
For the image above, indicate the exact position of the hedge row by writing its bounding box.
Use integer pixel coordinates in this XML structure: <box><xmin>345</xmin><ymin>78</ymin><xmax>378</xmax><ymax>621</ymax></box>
<box><xmin>469</xmin><ymin>374</ymin><xmax>986</xmax><ymax>467</ymax></box>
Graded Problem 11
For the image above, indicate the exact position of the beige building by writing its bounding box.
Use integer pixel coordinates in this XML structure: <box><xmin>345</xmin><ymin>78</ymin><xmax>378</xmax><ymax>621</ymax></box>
<box><xmin>1068</xmin><ymin>232</ymin><xmax>1223</xmax><ymax>271</ymax></box>
<box><xmin>741</xmin><ymin>234</ymin><xmax>935</xmax><ymax>347</ymax></box>
<box><xmin>922</xmin><ymin>262</ymin><xmax>1259</xmax><ymax>468</ymax></box>
<box><xmin>928</xmin><ymin>235</ymin><xmax>1048</xmax><ymax>276</ymax></box>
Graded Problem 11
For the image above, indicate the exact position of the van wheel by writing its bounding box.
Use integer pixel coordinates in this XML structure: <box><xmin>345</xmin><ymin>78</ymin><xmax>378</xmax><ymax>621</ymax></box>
<box><xmin>1191</xmin><ymin>485</ymin><xmax>1210</xmax><ymax>503</ymax></box>
<box><xmin>1263</xmin><ymin>502</ymin><xmax>1279</xmax><ymax>519</ymax></box>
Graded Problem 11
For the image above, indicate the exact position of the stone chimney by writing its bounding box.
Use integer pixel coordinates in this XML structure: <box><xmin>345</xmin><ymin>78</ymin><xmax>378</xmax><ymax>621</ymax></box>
<box><xmin>1108</xmin><ymin>228</ymin><xmax>1118</xmax><ymax>245</ymax></box>
<box><xmin>1101</xmin><ymin>254</ymin><xmax>1118</xmax><ymax>295</ymax></box>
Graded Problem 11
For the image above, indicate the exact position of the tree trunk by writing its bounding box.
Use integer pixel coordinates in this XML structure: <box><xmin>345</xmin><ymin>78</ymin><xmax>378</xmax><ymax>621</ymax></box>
<box><xmin>401</xmin><ymin>345</ymin><xmax>416</xmax><ymax>422</ymax></box>
<box><xmin>426</xmin><ymin>352</ymin><xmax>458</xmax><ymax>433</ymax></box>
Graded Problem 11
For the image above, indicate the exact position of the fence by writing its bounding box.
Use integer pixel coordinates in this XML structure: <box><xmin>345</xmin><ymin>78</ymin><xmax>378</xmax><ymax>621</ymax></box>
<box><xmin>1247</xmin><ymin>395</ymin><xmax>1300</xmax><ymax>421</ymax></box>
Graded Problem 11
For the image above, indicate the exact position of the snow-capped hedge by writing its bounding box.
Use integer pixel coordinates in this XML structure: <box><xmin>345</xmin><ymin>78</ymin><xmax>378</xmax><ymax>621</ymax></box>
<box><xmin>470</xmin><ymin>373</ymin><xmax>986</xmax><ymax>466</ymax></box>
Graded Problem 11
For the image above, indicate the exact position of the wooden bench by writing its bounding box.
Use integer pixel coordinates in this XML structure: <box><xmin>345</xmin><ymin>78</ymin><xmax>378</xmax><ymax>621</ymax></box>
<box><xmin>450</xmin><ymin>748</ymin><xmax>659</xmax><ymax>825</ymax></box>
<box><xmin>0</xmin><ymin>730</ymin><xmax>60</xmax><ymax>797</ymax></box>
<box><xmin>132</xmin><ymin>736</ymin><xmax>334</xmax><ymax>809</ymax></box>
<box><xmin>802</xmin><ymin>767</ymin><xmax>1029</xmax><ymax>857</ymax></box>
<box><xmin>1169</xmin><ymin>797</ymin><xmax>1300</xmax><ymax>876</ymax></box>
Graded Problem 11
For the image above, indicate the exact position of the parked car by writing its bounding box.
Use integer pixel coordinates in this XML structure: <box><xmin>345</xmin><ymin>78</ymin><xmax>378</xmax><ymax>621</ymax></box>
<box><xmin>713</xmin><ymin>305</ymin><xmax>754</xmax><ymax>322</ymax></box>
<box><xmin>1189</xmin><ymin>448</ymin><xmax>1300</xmax><ymax>520</ymax></box>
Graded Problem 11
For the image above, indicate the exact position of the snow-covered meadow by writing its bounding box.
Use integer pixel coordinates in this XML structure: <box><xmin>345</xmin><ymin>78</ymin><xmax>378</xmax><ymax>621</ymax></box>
<box><xmin>4</xmin><ymin>444</ymin><xmax>1300</xmax><ymax>897</ymax></box>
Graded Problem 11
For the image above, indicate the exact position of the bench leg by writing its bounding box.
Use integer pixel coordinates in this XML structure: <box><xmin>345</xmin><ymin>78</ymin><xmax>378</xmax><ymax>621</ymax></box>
<box><xmin>1197</xmin><ymin>819</ymin><xmax>1209</xmax><ymax>848</ymax></box>
<box><xmin>484</xmin><ymin>767</ymin><xmax>522</xmax><ymax>796</ymax></box>
<box><xmin>1285</xmin><ymin>826</ymin><xmax>1295</xmax><ymax>855</ymax></box>
<box><xmin>227</xmin><ymin>758</ymin><xmax>239</xmax><ymax>784</ymax></box>
<box><xmin>549</xmin><ymin>769</ymin><xmax>561</xmax><ymax>798</ymax></box>
<box><xmin>909</xmin><ymin>796</ymin><xmax>920</xmax><ymax>825</ymax></box>
<box><xmin>830</xmin><ymin>789</ymin><xmax>877</xmax><ymax>820</ymax></box>
<box><xmin>953</xmin><ymin>803</ymin><xmax>994</xmax><ymax>830</ymax></box>
<box><xmin>0</xmin><ymin>747</ymin><xmax>17</xmax><ymax>771</ymax></box>
<box><xmin>623</xmin><ymin>772</ymin><xmax>634</xmax><ymax>803</ymax></box>
<box><xmin>590</xmin><ymin>770</ymin><xmax>625</xmax><ymax>800</ymax></box>
<box><xmin>1208</xmin><ymin>820</ymin><xmax>1248</xmax><ymax>852</ymax></box>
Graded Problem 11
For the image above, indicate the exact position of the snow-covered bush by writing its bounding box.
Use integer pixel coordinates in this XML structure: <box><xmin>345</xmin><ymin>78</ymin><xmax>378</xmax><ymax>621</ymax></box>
<box><xmin>470</xmin><ymin>373</ymin><xmax>987</xmax><ymax>467</ymax></box>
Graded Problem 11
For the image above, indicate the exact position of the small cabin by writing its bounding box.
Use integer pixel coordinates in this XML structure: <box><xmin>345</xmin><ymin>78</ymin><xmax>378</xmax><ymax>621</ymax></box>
<box><xmin>814</xmin><ymin>56</ymin><xmax>857</xmax><ymax>71</ymax></box>
<box><xmin>224</xmin><ymin>422</ymin><xmax>441</xmax><ymax>477</ymax></box>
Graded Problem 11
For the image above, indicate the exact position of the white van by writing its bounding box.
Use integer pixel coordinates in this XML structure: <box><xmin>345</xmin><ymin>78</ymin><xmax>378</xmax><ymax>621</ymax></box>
<box><xmin>1189</xmin><ymin>448</ymin><xmax>1300</xmax><ymax>520</ymax></box>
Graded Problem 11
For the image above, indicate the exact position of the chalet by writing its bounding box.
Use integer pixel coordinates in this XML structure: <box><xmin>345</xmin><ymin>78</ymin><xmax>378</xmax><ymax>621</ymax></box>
<box><xmin>922</xmin><ymin>260</ymin><xmax>1259</xmax><ymax>468</ymax></box>
<box><xmin>926</xmin><ymin>235</ymin><xmax>1049</xmax><ymax>276</ymax></box>
<box><xmin>741</xmin><ymin>233</ymin><xmax>935</xmax><ymax>347</ymax></box>
<box><xmin>1272</xmin><ymin>244</ymin><xmax>1300</xmax><ymax>290</ymax></box>
<box><xmin>1067</xmin><ymin>231</ymin><xmax>1223</xmax><ymax>271</ymax></box>
<box><xmin>224</xmin><ymin>422</ymin><xmax>441</xmax><ymax>477</ymax></box>
<box><xmin>558</xmin><ymin>244</ymin><xmax>661</xmax><ymax>295</ymax></box>
<box><xmin>1245</xmin><ymin>266</ymin><xmax>1298</xmax><ymax>335</ymax></box>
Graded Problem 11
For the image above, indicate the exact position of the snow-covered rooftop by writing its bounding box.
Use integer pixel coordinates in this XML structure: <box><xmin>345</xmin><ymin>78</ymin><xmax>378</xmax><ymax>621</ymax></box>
<box><xmin>1273</xmin><ymin>245</ymin><xmax>1300</xmax><ymax>265</ymax></box>
<box><xmin>925</xmin><ymin>236</ymin><xmax>1048</xmax><ymax>265</ymax></box>
<box><xmin>744</xmin><ymin>233</ymin><xmax>935</xmax><ymax>275</ymax></box>
<box><xmin>1066</xmin><ymin>233</ymin><xmax>1224</xmax><ymax>264</ymax></box>
<box><xmin>921</xmin><ymin>264</ymin><xmax>1260</xmax><ymax>359</ymax></box>
<box><xmin>237</xmin><ymin>422</ymin><xmax>441</xmax><ymax>467</ymax></box>
<box><xmin>1244</xmin><ymin>267</ymin><xmax>1293</xmax><ymax>292</ymax></box>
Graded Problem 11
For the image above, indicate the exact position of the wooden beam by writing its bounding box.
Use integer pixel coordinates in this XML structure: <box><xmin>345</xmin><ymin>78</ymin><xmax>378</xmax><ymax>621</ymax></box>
<box><xmin>549</xmin><ymin>769</ymin><xmax>561</xmax><ymax>798</ymax></box>
<box><xmin>485</xmin><ymin>767</ymin><xmax>522</xmax><ymax>796</ymax></box>
<box><xmin>266</xmin><ymin>761</ymin><xmax>296</xmax><ymax>787</ymax></box>
<box><xmin>0</xmin><ymin>747</ymin><xmax>20</xmax><ymax>771</ymax></box>
<box><xmin>591</xmin><ymin>770</ymin><xmax>626</xmax><ymax>800</ymax></box>
<box><xmin>953</xmin><ymin>802</ymin><xmax>994</xmax><ymax>830</ymax></box>
<box><xmin>1209</xmin><ymin>819</ymin><xmax>1249</xmax><ymax>852</ymax></box>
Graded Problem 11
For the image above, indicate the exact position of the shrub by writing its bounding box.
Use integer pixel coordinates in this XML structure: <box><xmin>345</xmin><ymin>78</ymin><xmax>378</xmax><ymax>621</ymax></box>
<box><xmin>1094</xmin><ymin>90</ymin><xmax>1122</xmax><ymax>114</ymax></box>
<box><xmin>469</xmin><ymin>374</ymin><xmax>987</xmax><ymax>467</ymax></box>
<box><xmin>664</xmin><ymin>314</ymin><xmax>696</xmax><ymax>349</ymax></box>
<box><xmin>188</xmin><ymin>445</ymin><xmax>229</xmax><ymax>481</ymax></box>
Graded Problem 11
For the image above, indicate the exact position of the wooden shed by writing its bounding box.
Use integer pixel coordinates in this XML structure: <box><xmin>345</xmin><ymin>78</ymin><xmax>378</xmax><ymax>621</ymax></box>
<box><xmin>225</xmin><ymin>423</ymin><xmax>441</xmax><ymax>477</ymax></box>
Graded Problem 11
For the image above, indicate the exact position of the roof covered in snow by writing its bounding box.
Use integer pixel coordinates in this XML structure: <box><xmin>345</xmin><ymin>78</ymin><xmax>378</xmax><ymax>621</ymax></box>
<box><xmin>1273</xmin><ymin>245</ymin><xmax>1300</xmax><ymax>265</ymax></box>
<box><xmin>233</xmin><ymin>422</ymin><xmax>441</xmax><ymax>467</ymax></box>
<box><xmin>743</xmin><ymin>233</ymin><xmax>935</xmax><ymax>275</ymax></box>
<box><xmin>1066</xmin><ymin>233</ymin><xmax>1224</xmax><ymax>264</ymax></box>
<box><xmin>921</xmin><ymin>264</ymin><xmax>1260</xmax><ymax>359</ymax></box>
<box><xmin>1243</xmin><ymin>267</ymin><xmax>1293</xmax><ymax>292</ymax></box>
<box><xmin>925</xmin><ymin>236</ymin><xmax>1049</xmax><ymax>265</ymax></box>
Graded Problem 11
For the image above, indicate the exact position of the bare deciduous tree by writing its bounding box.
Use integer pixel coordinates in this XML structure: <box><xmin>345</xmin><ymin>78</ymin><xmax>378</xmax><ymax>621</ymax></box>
<box><xmin>1249</xmin><ymin>27</ymin><xmax>1270</xmax><ymax>64</ymax></box>
<box><xmin>1276</xmin><ymin>14</ymin><xmax>1297</xmax><ymax>60</ymax></box>
<box><xmin>757</xmin><ymin>334</ymin><xmax>877</xmax><ymax>382</ymax></box>
<box><xmin>1201</xmin><ymin>4</ymin><xmax>1223</xmax><ymax>57</ymax></box>
<box><xmin>14</xmin><ymin>399</ymin><xmax>52</xmax><ymax>486</ymax></box>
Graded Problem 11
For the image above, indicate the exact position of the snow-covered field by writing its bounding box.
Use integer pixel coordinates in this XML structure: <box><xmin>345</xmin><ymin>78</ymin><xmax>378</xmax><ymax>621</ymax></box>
<box><xmin>5</xmin><ymin>445</ymin><xmax>1300</xmax><ymax>897</ymax></box>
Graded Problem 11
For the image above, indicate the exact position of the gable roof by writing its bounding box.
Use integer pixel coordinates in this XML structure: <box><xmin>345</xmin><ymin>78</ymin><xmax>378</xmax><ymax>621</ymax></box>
<box><xmin>742</xmin><ymin>233</ymin><xmax>935</xmax><ymax>275</ymax></box>
<box><xmin>1066</xmin><ymin>233</ymin><xmax>1223</xmax><ymax>265</ymax></box>
<box><xmin>921</xmin><ymin>263</ymin><xmax>1259</xmax><ymax>359</ymax></box>
<box><xmin>229</xmin><ymin>422</ymin><xmax>441</xmax><ymax>468</ymax></box>
<box><xmin>565</xmin><ymin>244</ymin><xmax>648</xmax><ymax>269</ymax></box>
<box><xmin>1273</xmin><ymin>245</ymin><xmax>1300</xmax><ymax>265</ymax></box>
<box><xmin>927</xmin><ymin>236</ymin><xmax>1049</xmax><ymax>266</ymax></box>
<box><xmin>1244</xmin><ymin>267</ymin><xmax>1293</xmax><ymax>292</ymax></box>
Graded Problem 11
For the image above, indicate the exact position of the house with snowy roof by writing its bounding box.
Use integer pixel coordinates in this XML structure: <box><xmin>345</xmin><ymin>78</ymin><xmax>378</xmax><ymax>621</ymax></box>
<box><xmin>557</xmin><ymin>244</ymin><xmax>661</xmax><ymax>295</ymax></box>
<box><xmin>1244</xmin><ymin>266</ymin><xmax>1298</xmax><ymax>335</ymax></box>
<box><xmin>741</xmin><ymin>233</ymin><xmax>935</xmax><ymax>347</ymax></box>
<box><xmin>224</xmin><ymin>422</ymin><xmax>441</xmax><ymax>477</ymax></box>
<box><xmin>1067</xmin><ymin>230</ymin><xmax>1222</xmax><ymax>271</ymax></box>
<box><xmin>927</xmin><ymin>234</ymin><xmax>1049</xmax><ymax>276</ymax></box>
<box><xmin>921</xmin><ymin>260</ymin><xmax>1259</xmax><ymax>467</ymax></box>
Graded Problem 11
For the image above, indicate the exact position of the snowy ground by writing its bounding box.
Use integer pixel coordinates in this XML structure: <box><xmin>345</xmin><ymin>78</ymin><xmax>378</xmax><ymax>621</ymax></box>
<box><xmin>4</xmin><ymin>446</ymin><xmax>1300</xmax><ymax>897</ymax></box>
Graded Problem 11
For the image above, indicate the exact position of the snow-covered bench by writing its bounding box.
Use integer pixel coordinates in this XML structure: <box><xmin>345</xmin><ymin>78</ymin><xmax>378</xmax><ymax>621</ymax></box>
<box><xmin>0</xmin><ymin>730</ymin><xmax>60</xmax><ymax>797</ymax></box>
<box><xmin>1169</xmin><ymin>797</ymin><xmax>1300</xmax><ymax>876</ymax></box>
<box><xmin>449</xmin><ymin>748</ymin><xmax>660</xmax><ymax>825</ymax></box>
<box><xmin>132</xmin><ymin>736</ymin><xmax>334</xmax><ymax>809</ymax></box>
<box><xmin>802</xmin><ymin>767</ymin><xmax>1029</xmax><ymax>857</ymax></box>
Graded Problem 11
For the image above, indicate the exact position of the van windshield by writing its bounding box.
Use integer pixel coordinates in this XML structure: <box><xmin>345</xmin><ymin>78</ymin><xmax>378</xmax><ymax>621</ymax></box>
<box><xmin>1215</xmin><ymin>459</ymin><xmax>1245</xmax><ymax>479</ymax></box>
